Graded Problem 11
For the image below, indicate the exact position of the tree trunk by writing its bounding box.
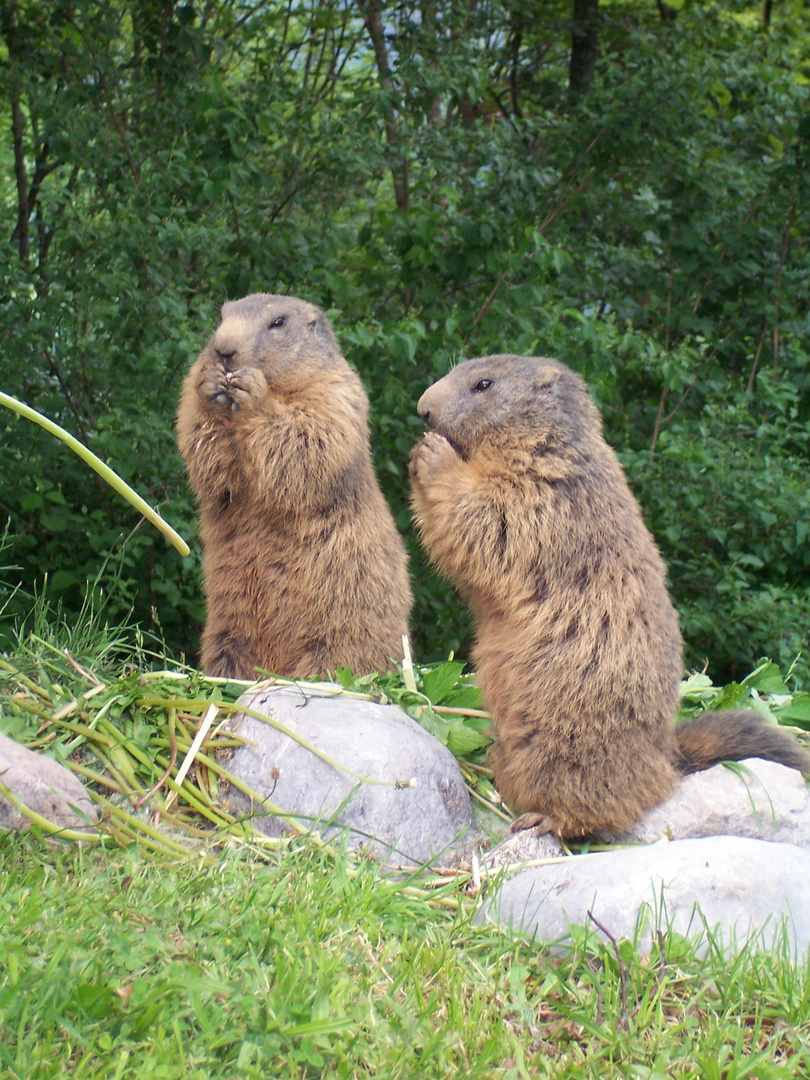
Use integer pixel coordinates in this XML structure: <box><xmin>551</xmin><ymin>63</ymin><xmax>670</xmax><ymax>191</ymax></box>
<box><xmin>9</xmin><ymin>94</ymin><xmax>30</xmax><ymax>265</ymax></box>
<box><xmin>1</xmin><ymin>2</ymin><xmax>30</xmax><ymax>264</ymax></box>
<box><xmin>569</xmin><ymin>0</ymin><xmax>599</xmax><ymax>102</ymax></box>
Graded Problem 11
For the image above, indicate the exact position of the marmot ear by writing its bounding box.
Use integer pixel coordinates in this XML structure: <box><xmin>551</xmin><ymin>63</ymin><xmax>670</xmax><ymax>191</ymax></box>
<box><xmin>534</xmin><ymin>374</ymin><xmax>559</xmax><ymax>397</ymax></box>
<box><xmin>310</xmin><ymin>315</ymin><xmax>338</xmax><ymax>351</ymax></box>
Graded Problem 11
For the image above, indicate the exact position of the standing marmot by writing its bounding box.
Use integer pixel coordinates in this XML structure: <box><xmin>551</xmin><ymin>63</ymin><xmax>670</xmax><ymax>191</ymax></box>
<box><xmin>410</xmin><ymin>354</ymin><xmax>810</xmax><ymax>836</ymax></box>
<box><xmin>177</xmin><ymin>293</ymin><xmax>412</xmax><ymax>680</ymax></box>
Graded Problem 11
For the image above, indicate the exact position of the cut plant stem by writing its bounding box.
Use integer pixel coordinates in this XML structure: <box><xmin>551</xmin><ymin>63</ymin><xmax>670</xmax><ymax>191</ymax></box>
<box><xmin>0</xmin><ymin>389</ymin><xmax>190</xmax><ymax>556</ymax></box>
<box><xmin>434</xmin><ymin>705</ymin><xmax>491</xmax><ymax>719</ymax></box>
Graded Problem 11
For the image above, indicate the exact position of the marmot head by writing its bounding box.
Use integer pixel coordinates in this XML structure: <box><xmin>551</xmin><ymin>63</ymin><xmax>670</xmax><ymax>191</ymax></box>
<box><xmin>205</xmin><ymin>293</ymin><xmax>342</xmax><ymax>384</ymax></box>
<box><xmin>417</xmin><ymin>355</ymin><xmax>601</xmax><ymax>460</ymax></box>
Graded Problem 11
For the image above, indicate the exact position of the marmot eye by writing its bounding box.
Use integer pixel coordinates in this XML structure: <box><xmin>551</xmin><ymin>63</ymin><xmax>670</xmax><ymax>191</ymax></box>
<box><xmin>473</xmin><ymin>379</ymin><xmax>493</xmax><ymax>392</ymax></box>
<box><xmin>268</xmin><ymin>316</ymin><xmax>285</xmax><ymax>329</ymax></box>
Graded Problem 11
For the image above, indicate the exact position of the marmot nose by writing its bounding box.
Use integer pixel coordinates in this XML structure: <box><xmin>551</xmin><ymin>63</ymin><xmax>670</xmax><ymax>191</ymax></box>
<box><xmin>213</xmin><ymin>325</ymin><xmax>242</xmax><ymax>368</ymax></box>
<box><xmin>215</xmin><ymin>346</ymin><xmax>238</xmax><ymax>370</ymax></box>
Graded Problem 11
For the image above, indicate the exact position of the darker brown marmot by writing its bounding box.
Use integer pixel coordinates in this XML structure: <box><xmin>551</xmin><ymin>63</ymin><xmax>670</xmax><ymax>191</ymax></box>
<box><xmin>177</xmin><ymin>293</ymin><xmax>412</xmax><ymax>680</ymax></box>
<box><xmin>409</xmin><ymin>354</ymin><xmax>810</xmax><ymax>836</ymax></box>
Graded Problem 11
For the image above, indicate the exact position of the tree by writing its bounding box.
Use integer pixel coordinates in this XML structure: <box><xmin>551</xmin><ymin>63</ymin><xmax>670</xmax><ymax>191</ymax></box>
<box><xmin>1</xmin><ymin>0</ymin><xmax>808</xmax><ymax>683</ymax></box>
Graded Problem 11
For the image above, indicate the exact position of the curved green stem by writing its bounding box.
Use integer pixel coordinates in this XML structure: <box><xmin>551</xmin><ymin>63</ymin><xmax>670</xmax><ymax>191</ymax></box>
<box><xmin>0</xmin><ymin>390</ymin><xmax>190</xmax><ymax>557</ymax></box>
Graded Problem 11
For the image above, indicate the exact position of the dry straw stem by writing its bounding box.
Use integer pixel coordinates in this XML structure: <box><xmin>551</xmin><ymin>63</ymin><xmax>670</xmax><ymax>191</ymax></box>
<box><xmin>401</xmin><ymin>634</ymin><xmax>418</xmax><ymax>693</ymax></box>
<box><xmin>164</xmin><ymin>702</ymin><xmax>218</xmax><ymax>811</ymax></box>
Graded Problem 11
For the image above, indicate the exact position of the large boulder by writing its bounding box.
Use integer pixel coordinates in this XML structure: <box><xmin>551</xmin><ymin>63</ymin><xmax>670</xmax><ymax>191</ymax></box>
<box><xmin>484</xmin><ymin>758</ymin><xmax>810</xmax><ymax>870</ymax></box>
<box><xmin>598</xmin><ymin>758</ymin><xmax>810</xmax><ymax>848</ymax></box>
<box><xmin>219</xmin><ymin>685</ymin><xmax>477</xmax><ymax>867</ymax></box>
<box><xmin>478</xmin><ymin>835</ymin><xmax>810</xmax><ymax>958</ymax></box>
<box><xmin>479</xmin><ymin>758</ymin><xmax>810</xmax><ymax>956</ymax></box>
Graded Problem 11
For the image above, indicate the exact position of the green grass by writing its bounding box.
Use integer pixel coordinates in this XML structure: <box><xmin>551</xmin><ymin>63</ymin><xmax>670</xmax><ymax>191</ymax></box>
<box><xmin>1</xmin><ymin>834</ymin><xmax>809</xmax><ymax>1080</ymax></box>
<box><xmin>2</xmin><ymin>591</ymin><xmax>810</xmax><ymax>1079</ymax></box>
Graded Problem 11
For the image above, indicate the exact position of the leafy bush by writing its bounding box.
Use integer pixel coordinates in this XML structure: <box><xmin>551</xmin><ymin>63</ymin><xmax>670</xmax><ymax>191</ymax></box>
<box><xmin>1</xmin><ymin>0</ymin><xmax>808</xmax><ymax>683</ymax></box>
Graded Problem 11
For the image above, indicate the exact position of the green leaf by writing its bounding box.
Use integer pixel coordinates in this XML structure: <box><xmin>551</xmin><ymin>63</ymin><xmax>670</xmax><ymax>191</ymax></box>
<box><xmin>446</xmin><ymin>723</ymin><xmax>490</xmax><ymax>757</ymax></box>
<box><xmin>742</xmin><ymin>661</ymin><xmax>788</xmax><ymax>696</ymax></box>
<box><xmin>333</xmin><ymin>666</ymin><xmax>355</xmax><ymax>689</ymax></box>
<box><xmin>774</xmin><ymin>693</ymin><xmax>810</xmax><ymax>726</ymax></box>
<box><xmin>440</xmin><ymin>684</ymin><xmax>484</xmax><ymax>711</ymax></box>
<box><xmin>67</xmin><ymin>981</ymin><xmax>119</xmax><ymax>1020</ymax></box>
<box><xmin>410</xmin><ymin>705</ymin><xmax>450</xmax><ymax>745</ymax></box>
<box><xmin>679</xmin><ymin>672</ymin><xmax>717</xmax><ymax>703</ymax></box>
<box><xmin>707</xmin><ymin>683</ymin><xmax>749</xmax><ymax>712</ymax></box>
<box><xmin>420</xmin><ymin>662</ymin><xmax>465</xmax><ymax>705</ymax></box>
<box><xmin>49</xmin><ymin>570</ymin><xmax>78</xmax><ymax>591</ymax></box>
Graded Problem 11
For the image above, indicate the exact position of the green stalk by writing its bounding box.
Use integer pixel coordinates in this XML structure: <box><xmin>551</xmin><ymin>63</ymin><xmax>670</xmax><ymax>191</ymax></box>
<box><xmin>96</xmin><ymin>799</ymin><xmax>191</xmax><ymax>856</ymax></box>
<box><xmin>0</xmin><ymin>390</ymin><xmax>190</xmax><ymax>557</ymax></box>
<box><xmin>0</xmin><ymin>658</ymin><xmax>53</xmax><ymax>697</ymax></box>
<box><xmin>68</xmin><ymin>761</ymin><xmax>125</xmax><ymax>794</ymax></box>
<box><xmin>0</xmin><ymin>776</ymin><xmax>105</xmax><ymax>843</ymax></box>
<box><xmin>154</xmin><ymin>768</ymin><xmax>232</xmax><ymax>827</ymax></box>
<box><xmin>139</xmin><ymin>694</ymin><xmax>411</xmax><ymax>787</ymax></box>
<box><xmin>465</xmin><ymin>783</ymin><xmax>513</xmax><ymax>823</ymax></box>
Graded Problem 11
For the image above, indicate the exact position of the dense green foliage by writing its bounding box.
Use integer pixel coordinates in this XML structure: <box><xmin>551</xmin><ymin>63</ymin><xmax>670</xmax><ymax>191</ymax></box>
<box><xmin>2</xmin><ymin>835</ymin><xmax>810</xmax><ymax>1079</ymax></box>
<box><xmin>1</xmin><ymin>0</ymin><xmax>808</xmax><ymax>681</ymax></box>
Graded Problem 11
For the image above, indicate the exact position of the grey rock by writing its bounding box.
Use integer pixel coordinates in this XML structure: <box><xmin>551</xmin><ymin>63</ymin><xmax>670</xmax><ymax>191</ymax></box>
<box><xmin>483</xmin><ymin>755</ymin><xmax>810</xmax><ymax>872</ymax></box>
<box><xmin>0</xmin><ymin>730</ymin><xmax>97</xmax><ymax>833</ymax></box>
<box><xmin>598</xmin><ymin>758</ymin><xmax>810</xmax><ymax>848</ymax></box>
<box><xmin>478</xmin><ymin>835</ymin><xmax>810</xmax><ymax>957</ymax></box>
<box><xmin>482</xmin><ymin>827</ymin><xmax>567</xmax><ymax>872</ymax></box>
<box><xmin>220</xmin><ymin>685</ymin><xmax>477</xmax><ymax>866</ymax></box>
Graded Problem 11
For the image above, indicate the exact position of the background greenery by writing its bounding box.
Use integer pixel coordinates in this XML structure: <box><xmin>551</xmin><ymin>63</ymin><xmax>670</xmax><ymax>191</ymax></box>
<box><xmin>1</xmin><ymin>0</ymin><xmax>808</xmax><ymax>683</ymax></box>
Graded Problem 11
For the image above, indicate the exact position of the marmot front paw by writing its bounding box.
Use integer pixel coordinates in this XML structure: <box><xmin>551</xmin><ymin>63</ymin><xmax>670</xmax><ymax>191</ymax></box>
<box><xmin>409</xmin><ymin>431</ymin><xmax>458</xmax><ymax>485</ymax></box>
<box><xmin>201</xmin><ymin>365</ymin><xmax>268</xmax><ymax>412</ymax></box>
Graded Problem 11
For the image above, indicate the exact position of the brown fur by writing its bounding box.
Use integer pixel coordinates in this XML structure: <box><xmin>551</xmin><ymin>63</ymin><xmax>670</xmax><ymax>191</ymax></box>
<box><xmin>177</xmin><ymin>293</ymin><xmax>412</xmax><ymax>680</ymax></box>
<box><xmin>409</xmin><ymin>354</ymin><xmax>810</xmax><ymax>837</ymax></box>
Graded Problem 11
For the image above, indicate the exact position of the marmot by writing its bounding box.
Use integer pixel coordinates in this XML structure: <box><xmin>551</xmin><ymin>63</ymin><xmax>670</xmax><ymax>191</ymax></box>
<box><xmin>176</xmin><ymin>293</ymin><xmax>412</xmax><ymax>680</ymax></box>
<box><xmin>409</xmin><ymin>354</ymin><xmax>810</xmax><ymax>836</ymax></box>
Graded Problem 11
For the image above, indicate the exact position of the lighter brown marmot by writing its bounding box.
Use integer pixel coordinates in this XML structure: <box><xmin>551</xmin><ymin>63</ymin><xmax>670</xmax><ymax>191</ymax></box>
<box><xmin>409</xmin><ymin>354</ymin><xmax>810</xmax><ymax>836</ymax></box>
<box><xmin>176</xmin><ymin>293</ymin><xmax>412</xmax><ymax>680</ymax></box>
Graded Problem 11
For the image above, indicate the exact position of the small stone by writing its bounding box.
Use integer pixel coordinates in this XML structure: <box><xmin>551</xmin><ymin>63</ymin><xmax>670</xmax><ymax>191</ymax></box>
<box><xmin>0</xmin><ymin>731</ymin><xmax>97</xmax><ymax>834</ymax></box>
<box><xmin>482</xmin><ymin>828</ymin><xmax>567</xmax><ymax>872</ymax></box>
<box><xmin>219</xmin><ymin>685</ymin><xmax>478</xmax><ymax>867</ymax></box>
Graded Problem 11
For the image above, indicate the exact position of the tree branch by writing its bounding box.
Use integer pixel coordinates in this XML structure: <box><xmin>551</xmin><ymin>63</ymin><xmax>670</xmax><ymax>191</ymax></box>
<box><xmin>356</xmin><ymin>0</ymin><xmax>408</xmax><ymax>211</ymax></box>
<box><xmin>99</xmin><ymin>76</ymin><xmax>141</xmax><ymax>190</ymax></box>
